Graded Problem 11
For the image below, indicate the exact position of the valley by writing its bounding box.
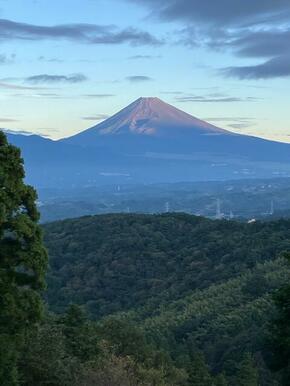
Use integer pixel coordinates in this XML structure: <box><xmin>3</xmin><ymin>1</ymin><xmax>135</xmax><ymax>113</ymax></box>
<box><xmin>38</xmin><ymin>178</ymin><xmax>290</xmax><ymax>222</ymax></box>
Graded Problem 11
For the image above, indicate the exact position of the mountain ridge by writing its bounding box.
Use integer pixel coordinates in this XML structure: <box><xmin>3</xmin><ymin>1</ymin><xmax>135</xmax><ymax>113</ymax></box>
<box><xmin>3</xmin><ymin>97</ymin><xmax>290</xmax><ymax>188</ymax></box>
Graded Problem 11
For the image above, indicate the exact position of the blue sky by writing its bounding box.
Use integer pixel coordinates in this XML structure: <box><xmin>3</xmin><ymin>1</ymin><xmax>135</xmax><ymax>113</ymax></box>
<box><xmin>0</xmin><ymin>0</ymin><xmax>289</xmax><ymax>142</ymax></box>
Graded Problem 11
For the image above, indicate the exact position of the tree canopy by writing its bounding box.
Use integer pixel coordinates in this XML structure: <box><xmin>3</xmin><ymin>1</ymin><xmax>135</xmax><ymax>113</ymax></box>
<box><xmin>0</xmin><ymin>131</ymin><xmax>47</xmax><ymax>385</ymax></box>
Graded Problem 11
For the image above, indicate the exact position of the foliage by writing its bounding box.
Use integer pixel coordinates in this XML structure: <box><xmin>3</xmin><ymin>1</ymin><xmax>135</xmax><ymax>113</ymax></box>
<box><xmin>0</xmin><ymin>132</ymin><xmax>47</xmax><ymax>385</ymax></box>
<box><xmin>43</xmin><ymin>212</ymin><xmax>290</xmax><ymax>384</ymax></box>
<box><xmin>267</xmin><ymin>252</ymin><xmax>290</xmax><ymax>385</ymax></box>
<box><xmin>3</xmin><ymin>131</ymin><xmax>290</xmax><ymax>385</ymax></box>
<box><xmin>188</xmin><ymin>352</ymin><xmax>212</xmax><ymax>385</ymax></box>
<box><xmin>19</xmin><ymin>309</ymin><xmax>188</xmax><ymax>386</ymax></box>
<box><xmin>19</xmin><ymin>316</ymin><xmax>81</xmax><ymax>386</ymax></box>
<box><xmin>44</xmin><ymin>213</ymin><xmax>290</xmax><ymax>318</ymax></box>
<box><xmin>235</xmin><ymin>353</ymin><xmax>258</xmax><ymax>386</ymax></box>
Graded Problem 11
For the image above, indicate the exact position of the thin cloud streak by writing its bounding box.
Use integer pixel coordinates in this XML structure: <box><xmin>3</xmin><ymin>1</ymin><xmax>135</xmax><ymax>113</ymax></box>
<box><xmin>0</xmin><ymin>82</ymin><xmax>48</xmax><ymax>90</ymax></box>
<box><xmin>25</xmin><ymin>73</ymin><xmax>87</xmax><ymax>84</ymax></box>
<box><xmin>83</xmin><ymin>94</ymin><xmax>115</xmax><ymax>98</ymax></box>
<box><xmin>126</xmin><ymin>75</ymin><xmax>153</xmax><ymax>82</ymax></box>
<box><xmin>82</xmin><ymin>114</ymin><xmax>110</xmax><ymax>121</ymax></box>
<box><xmin>0</xmin><ymin>19</ymin><xmax>162</xmax><ymax>46</ymax></box>
<box><xmin>175</xmin><ymin>95</ymin><xmax>259</xmax><ymax>103</ymax></box>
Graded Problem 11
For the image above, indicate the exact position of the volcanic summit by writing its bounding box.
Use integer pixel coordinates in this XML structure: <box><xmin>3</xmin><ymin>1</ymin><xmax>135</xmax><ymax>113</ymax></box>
<box><xmin>66</xmin><ymin>97</ymin><xmax>229</xmax><ymax>145</ymax></box>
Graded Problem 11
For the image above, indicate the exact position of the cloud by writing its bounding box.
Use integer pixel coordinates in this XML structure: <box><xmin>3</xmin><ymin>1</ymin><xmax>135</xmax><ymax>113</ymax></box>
<box><xmin>202</xmin><ymin>116</ymin><xmax>257</xmax><ymax>130</ymax></box>
<box><xmin>205</xmin><ymin>28</ymin><xmax>290</xmax><ymax>79</ymax></box>
<box><xmin>128</xmin><ymin>54</ymin><xmax>162</xmax><ymax>60</ymax></box>
<box><xmin>131</xmin><ymin>0</ymin><xmax>290</xmax><ymax>27</ymax></box>
<box><xmin>0</xmin><ymin>118</ymin><xmax>19</xmax><ymax>122</ymax></box>
<box><xmin>0</xmin><ymin>19</ymin><xmax>161</xmax><ymax>46</ymax></box>
<box><xmin>38</xmin><ymin>56</ymin><xmax>64</xmax><ymax>63</ymax></box>
<box><xmin>0</xmin><ymin>55</ymin><xmax>8</xmax><ymax>64</ymax></box>
<box><xmin>33</xmin><ymin>93</ymin><xmax>62</xmax><ymax>97</ymax></box>
<box><xmin>223</xmin><ymin>55</ymin><xmax>290</xmax><ymax>79</ymax></box>
<box><xmin>132</xmin><ymin>0</ymin><xmax>290</xmax><ymax>79</ymax></box>
<box><xmin>161</xmin><ymin>91</ymin><xmax>184</xmax><ymax>95</ymax></box>
<box><xmin>179</xmin><ymin>24</ymin><xmax>290</xmax><ymax>58</ymax></box>
<box><xmin>90</xmin><ymin>28</ymin><xmax>161</xmax><ymax>45</ymax></box>
<box><xmin>0</xmin><ymin>53</ymin><xmax>15</xmax><ymax>64</ymax></box>
<box><xmin>205</xmin><ymin>117</ymin><xmax>254</xmax><ymax>122</ymax></box>
<box><xmin>82</xmin><ymin>114</ymin><xmax>110</xmax><ymax>121</ymax></box>
<box><xmin>7</xmin><ymin>92</ymin><xmax>69</xmax><ymax>99</ymax></box>
<box><xmin>83</xmin><ymin>94</ymin><xmax>115</xmax><ymax>98</ymax></box>
<box><xmin>231</xmin><ymin>29</ymin><xmax>290</xmax><ymax>58</ymax></box>
<box><xmin>126</xmin><ymin>75</ymin><xmax>153</xmax><ymax>82</ymax></box>
<box><xmin>175</xmin><ymin>94</ymin><xmax>258</xmax><ymax>103</ymax></box>
<box><xmin>228</xmin><ymin>123</ymin><xmax>255</xmax><ymax>129</ymax></box>
<box><xmin>0</xmin><ymin>81</ymin><xmax>47</xmax><ymax>90</ymax></box>
<box><xmin>25</xmin><ymin>73</ymin><xmax>87</xmax><ymax>84</ymax></box>
<box><xmin>217</xmin><ymin>28</ymin><xmax>290</xmax><ymax>79</ymax></box>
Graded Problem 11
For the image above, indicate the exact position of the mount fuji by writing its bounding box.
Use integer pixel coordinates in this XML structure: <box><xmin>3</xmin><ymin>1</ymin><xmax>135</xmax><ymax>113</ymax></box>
<box><xmin>66</xmin><ymin>97</ymin><xmax>227</xmax><ymax>141</ymax></box>
<box><xmin>5</xmin><ymin>97</ymin><xmax>290</xmax><ymax>188</ymax></box>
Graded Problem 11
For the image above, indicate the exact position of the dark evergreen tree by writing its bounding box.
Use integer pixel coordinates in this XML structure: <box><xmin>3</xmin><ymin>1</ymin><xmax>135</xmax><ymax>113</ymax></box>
<box><xmin>236</xmin><ymin>353</ymin><xmax>258</xmax><ymax>386</ymax></box>
<box><xmin>214</xmin><ymin>373</ymin><xmax>228</xmax><ymax>386</ymax></box>
<box><xmin>61</xmin><ymin>304</ymin><xmax>100</xmax><ymax>362</ymax></box>
<box><xmin>0</xmin><ymin>132</ymin><xmax>47</xmax><ymax>385</ymax></box>
<box><xmin>188</xmin><ymin>353</ymin><xmax>213</xmax><ymax>386</ymax></box>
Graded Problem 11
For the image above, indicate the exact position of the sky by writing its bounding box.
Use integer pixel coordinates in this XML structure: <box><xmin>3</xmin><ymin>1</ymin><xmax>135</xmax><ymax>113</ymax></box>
<box><xmin>0</xmin><ymin>0</ymin><xmax>289</xmax><ymax>142</ymax></box>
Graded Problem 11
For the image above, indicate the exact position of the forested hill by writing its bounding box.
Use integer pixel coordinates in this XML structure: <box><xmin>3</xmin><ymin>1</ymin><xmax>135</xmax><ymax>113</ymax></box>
<box><xmin>44</xmin><ymin>213</ymin><xmax>290</xmax><ymax>318</ymax></box>
<box><xmin>43</xmin><ymin>213</ymin><xmax>290</xmax><ymax>383</ymax></box>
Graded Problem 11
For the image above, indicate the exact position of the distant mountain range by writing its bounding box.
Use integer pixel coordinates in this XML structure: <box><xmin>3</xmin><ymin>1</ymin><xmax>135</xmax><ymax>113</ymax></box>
<box><xmin>5</xmin><ymin>97</ymin><xmax>290</xmax><ymax>188</ymax></box>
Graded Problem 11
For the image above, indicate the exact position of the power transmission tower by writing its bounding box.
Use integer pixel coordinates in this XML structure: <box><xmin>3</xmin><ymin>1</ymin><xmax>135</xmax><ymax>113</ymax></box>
<box><xmin>165</xmin><ymin>201</ymin><xmax>170</xmax><ymax>213</ymax></box>
<box><xmin>215</xmin><ymin>198</ymin><xmax>222</xmax><ymax>219</ymax></box>
<box><xmin>270</xmin><ymin>200</ymin><xmax>274</xmax><ymax>215</ymax></box>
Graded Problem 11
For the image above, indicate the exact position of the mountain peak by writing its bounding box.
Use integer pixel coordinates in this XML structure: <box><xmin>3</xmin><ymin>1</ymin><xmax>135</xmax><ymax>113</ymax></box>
<box><xmin>136</xmin><ymin>96</ymin><xmax>161</xmax><ymax>102</ymax></box>
<box><xmin>67</xmin><ymin>97</ymin><xmax>229</xmax><ymax>142</ymax></box>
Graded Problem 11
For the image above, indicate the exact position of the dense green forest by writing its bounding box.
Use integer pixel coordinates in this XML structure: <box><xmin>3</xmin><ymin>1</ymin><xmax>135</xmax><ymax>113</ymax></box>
<box><xmin>43</xmin><ymin>213</ymin><xmax>290</xmax><ymax>384</ymax></box>
<box><xmin>44</xmin><ymin>214</ymin><xmax>290</xmax><ymax>317</ymax></box>
<box><xmin>1</xmin><ymin>131</ymin><xmax>290</xmax><ymax>385</ymax></box>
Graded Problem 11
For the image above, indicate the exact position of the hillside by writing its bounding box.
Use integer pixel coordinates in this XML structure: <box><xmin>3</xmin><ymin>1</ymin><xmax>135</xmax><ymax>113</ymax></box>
<box><xmin>43</xmin><ymin>213</ymin><xmax>290</xmax><ymax>383</ymax></box>
<box><xmin>44</xmin><ymin>213</ymin><xmax>290</xmax><ymax>317</ymax></box>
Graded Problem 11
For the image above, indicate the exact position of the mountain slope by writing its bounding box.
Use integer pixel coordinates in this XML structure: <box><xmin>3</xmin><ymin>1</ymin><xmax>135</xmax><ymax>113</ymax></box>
<box><xmin>64</xmin><ymin>97</ymin><xmax>290</xmax><ymax>172</ymax></box>
<box><xmin>6</xmin><ymin>132</ymin><xmax>124</xmax><ymax>188</ymax></box>
<box><xmin>4</xmin><ymin>97</ymin><xmax>290</xmax><ymax>187</ymax></box>
<box><xmin>65</xmin><ymin>97</ymin><xmax>229</xmax><ymax>142</ymax></box>
<box><xmin>44</xmin><ymin>213</ymin><xmax>290</xmax><ymax>317</ymax></box>
<box><xmin>43</xmin><ymin>213</ymin><xmax>290</xmax><ymax>380</ymax></box>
